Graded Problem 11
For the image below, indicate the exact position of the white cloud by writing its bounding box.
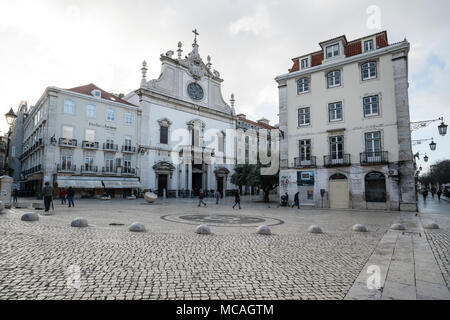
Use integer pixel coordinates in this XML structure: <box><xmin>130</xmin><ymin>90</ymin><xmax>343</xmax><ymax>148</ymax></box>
<box><xmin>229</xmin><ymin>3</ymin><xmax>270</xmax><ymax>36</ymax></box>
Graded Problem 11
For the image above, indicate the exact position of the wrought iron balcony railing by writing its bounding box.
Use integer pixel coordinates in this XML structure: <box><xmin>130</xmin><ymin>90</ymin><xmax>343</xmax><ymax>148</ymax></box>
<box><xmin>294</xmin><ymin>156</ymin><xmax>316</xmax><ymax>168</ymax></box>
<box><xmin>82</xmin><ymin>141</ymin><xmax>99</xmax><ymax>149</ymax></box>
<box><xmin>324</xmin><ymin>154</ymin><xmax>351</xmax><ymax>167</ymax></box>
<box><xmin>59</xmin><ymin>138</ymin><xmax>77</xmax><ymax>147</ymax></box>
<box><xmin>360</xmin><ymin>151</ymin><xmax>388</xmax><ymax>165</ymax></box>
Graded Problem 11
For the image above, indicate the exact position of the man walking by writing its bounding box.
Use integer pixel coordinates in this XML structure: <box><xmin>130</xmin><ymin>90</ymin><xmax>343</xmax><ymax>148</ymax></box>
<box><xmin>232</xmin><ymin>189</ymin><xmax>241</xmax><ymax>210</ymax></box>
<box><xmin>12</xmin><ymin>188</ymin><xmax>18</xmax><ymax>204</ymax></box>
<box><xmin>291</xmin><ymin>191</ymin><xmax>300</xmax><ymax>209</ymax></box>
<box><xmin>431</xmin><ymin>187</ymin><xmax>437</xmax><ymax>199</ymax></box>
<box><xmin>43</xmin><ymin>182</ymin><xmax>53</xmax><ymax>212</ymax></box>
<box><xmin>67</xmin><ymin>186</ymin><xmax>75</xmax><ymax>208</ymax></box>
<box><xmin>422</xmin><ymin>189</ymin><xmax>428</xmax><ymax>202</ymax></box>
<box><xmin>215</xmin><ymin>190</ymin><xmax>221</xmax><ymax>205</ymax></box>
<box><xmin>437</xmin><ymin>188</ymin><xmax>442</xmax><ymax>201</ymax></box>
<box><xmin>198</xmin><ymin>188</ymin><xmax>207</xmax><ymax>207</ymax></box>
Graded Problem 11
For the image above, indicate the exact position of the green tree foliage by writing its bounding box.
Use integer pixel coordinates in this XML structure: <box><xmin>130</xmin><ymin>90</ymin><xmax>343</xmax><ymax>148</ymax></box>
<box><xmin>231</xmin><ymin>164</ymin><xmax>279</xmax><ymax>202</ymax></box>
<box><xmin>418</xmin><ymin>159</ymin><xmax>450</xmax><ymax>186</ymax></box>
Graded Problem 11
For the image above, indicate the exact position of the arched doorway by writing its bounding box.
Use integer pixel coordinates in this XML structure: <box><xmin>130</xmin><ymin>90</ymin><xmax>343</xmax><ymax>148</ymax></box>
<box><xmin>365</xmin><ymin>172</ymin><xmax>386</xmax><ymax>202</ymax></box>
<box><xmin>329</xmin><ymin>173</ymin><xmax>349</xmax><ymax>209</ymax></box>
<box><xmin>152</xmin><ymin>161</ymin><xmax>175</xmax><ymax>197</ymax></box>
<box><xmin>214</xmin><ymin>167</ymin><xmax>229</xmax><ymax>197</ymax></box>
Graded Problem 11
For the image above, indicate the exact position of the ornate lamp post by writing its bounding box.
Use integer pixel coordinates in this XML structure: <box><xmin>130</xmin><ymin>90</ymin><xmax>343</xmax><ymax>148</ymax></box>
<box><xmin>438</xmin><ymin>120</ymin><xmax>448</xmax><ymax>136</ymax></box>
<box><xmin>4</xmin><ymin>108</ymin><xmax>17</xmax><ymax>176</ymax></box>
<box><xmin>410</xmin><ymin>116</ymin><xmax>447</xmax><ymax>136</ymax></box>
<box><xmin>429</xmin><ymin>139</ymin><xmax>437</xmax><ymax>151</ymax></box>
<box><xmin>412</xmin><ymin>138</ymin><xmax>437</xmax><ymax>151</ymax></box>
<box><xmin>423</xmin><ymin>154</ymin><xmax>429</xmax><ymax>163</ymax></box>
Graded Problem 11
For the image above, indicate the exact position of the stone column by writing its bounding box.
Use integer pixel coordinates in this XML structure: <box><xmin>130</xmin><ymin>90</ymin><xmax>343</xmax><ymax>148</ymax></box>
<box><xmin>392</xmin><ymin>45</ymin><xmax>417</xmax><ymax>212</ymax></box>
<box><xmin>0</xmin><ymin>176</ymin><xmax>13</xmax><ymax>208</ymax></box>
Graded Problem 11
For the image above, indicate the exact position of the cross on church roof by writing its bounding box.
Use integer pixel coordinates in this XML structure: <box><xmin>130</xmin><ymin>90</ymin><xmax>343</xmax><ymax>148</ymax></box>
<box><xmin>192</xmin><ymin>28</ymin><xmax>199</xmax><ymax>43</ymax></box>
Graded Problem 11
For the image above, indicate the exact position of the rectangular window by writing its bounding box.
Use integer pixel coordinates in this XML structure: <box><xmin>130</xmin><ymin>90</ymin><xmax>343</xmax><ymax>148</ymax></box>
<box><xmin>160</xmin><ymin>126</ymin><xmax>168</xmax><ymax>144</ymax></box>
<box><xmin>64</xmin><ymin>99</ymin><xmax>75</xmax><ymax>114</ymax></box>
<box><xmin>301</xmin><ymin>58</ymin><xmax>308</xmax><ymax>69</ymax></box>
<box><xmin>326</xmin><ymin>44</ymin><xmax>340</xmax><ymax>59</ymax></box>
<box><xmin>362</xmin><ymin>61</ymin><xmax>377</xmax><ymax>80</ymax></box>
<box><xmin>61</xmin><ymin>154</ymin><xmax>73</xmax><ymax>170</ymax></box>
<box><xmin>125</xmin><ymin>112</ymin><xmax>133</xmax><ymax>125</ymax></box>
<box><xmin>364</xmin><ymin>40</ymin><xmax>374</xmax><ymax>52</ymax></box>
<box><xmin>298</xmin><ymin>107</ymin><xmax>310</xmax><ymax>126</ymax></box>
<box><xmin>62</xmin><ymin>126</ymin><xmax>73</xmax><ymax>139</ymax></box>
<box><xmin>84</xmin><ymin>155</ymin><xmax>94</xmax><ymax>168</ymax></box>
<box><xmin>365</xmin><ymin>131</ymin><xmax>381</xmax><ymax>154</ymax></box>
<box><xmin>297</xmin><ymin>78</ymin><xmax>309</xmax><ymax>94</ymax></box>
<box><xmin>218</xmin><ymin>135</ymin><xmax>225</xmax><ymax>153</ymax></box>
<box><xmin>86</xmin><ymin>104</ymin><xmax>96</xmax><ymax>118</ymax></box>
<box><xmin>124</xmin><ymin>136</ymin><xmax>132</xmax><ymax>146</ymax></box>
<box><xmin>330</xmin><ymin>136</ymin><xmax>344</xmax><ymax>161</ymax></box>
<box><xmin>328</xmin><ymin>102</ymin><xmax>343</xmax><ymax>122</ymax></box>
<box><xmin>363</xmin><ymin>95</ymin><xmax>379</xmax><ymax>117</ymax></box>
<box><xmin>106</xmin><ymin>108</ymin><xmax>115</xmax><ymax>121</ymax></box>
<box><xmin>299</xmin><ymin>139</ymin><xmax>311</xmax><ymax>161</ymax></box>
<box><xmin>124</xmin><ymin>155</ymin><xmax>132</xmax><ymax>169</ymax></box>
<box><xmin>105</xmin><ymin>154</ymin><xmax>114</xmax><ymax>171</ymax></box>
<box><xmin>327</xmin><ymin>70</ymin><xmax>341</xmax><ymax>88</ymax></box>
<box><xmin>85</xmin><ymin>129</ymin><xmax>95</xmax><ymax>142</ymax></box>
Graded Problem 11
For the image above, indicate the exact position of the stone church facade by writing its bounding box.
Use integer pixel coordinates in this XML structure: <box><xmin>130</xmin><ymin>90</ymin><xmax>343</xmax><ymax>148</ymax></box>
<box><xmin>124</xmin><ymin>32</ymin><xmax>237</xmax><ymax>197</ymax></box>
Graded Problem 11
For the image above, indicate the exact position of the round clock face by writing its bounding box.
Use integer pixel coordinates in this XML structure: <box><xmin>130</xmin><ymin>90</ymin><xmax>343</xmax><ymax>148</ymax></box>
<box><xmin>187</xmin><ymin>82</ymin><xmax>204</xmax><ymax>101</ymax></box>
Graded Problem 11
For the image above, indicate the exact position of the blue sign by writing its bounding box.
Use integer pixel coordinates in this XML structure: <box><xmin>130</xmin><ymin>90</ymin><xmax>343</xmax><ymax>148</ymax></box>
<box><xmin>297</xmin><ymin>171</ymin><xmax>315</xmax><ymax>186</ymax></box>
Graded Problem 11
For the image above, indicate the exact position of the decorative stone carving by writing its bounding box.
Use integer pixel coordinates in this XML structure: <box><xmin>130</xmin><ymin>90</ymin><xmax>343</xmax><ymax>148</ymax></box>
<box><xmin>157</xmin><ymin>118</ymin><xmax>172</xmax><ymax>127</ymax></box>
<box><xmin>21</xmin><ymin>212</ymin><xmax>39</xmax><ymax>222</ymax></box>
<box><xmin>165</xmin><ymin>50</ymin><xmax>174</xmax><ymax>58</ymax></box>
<box><xmin>308</xmin><ymin>225</ymin><xmax>323</xmax><ymax>234</ymax></box>
<box><xmin>144</xmin><ymin>192</ymin><xmax>158</xmax><ymax>203</ymax></box>
<box><xmin>195</xmin><ymin>225</ymin><xmax>211</xmax><ymax>235</ymax></box>
<box><xmin>390</xmin><ymin>223</ymin><xmax>406</xmax><ymax>231</ymax></box>
<box><xmin>256</xmin><ymin>225</ymin><xmax>271</xmax><ymax>235</ymax></box>
<box><xmin>129</xmin><ymin>222</ymin><xmax>147</xmax><ymax>232</ymax></box>
<box><xmin>71</xmin><ymin>218</ymin><xmax>89</xmax><ymax>228</ymax></box>
<box><xmin>352</xmin><ymin>224</ymin><xmax>368</xmax><ymax>232</ymax></box>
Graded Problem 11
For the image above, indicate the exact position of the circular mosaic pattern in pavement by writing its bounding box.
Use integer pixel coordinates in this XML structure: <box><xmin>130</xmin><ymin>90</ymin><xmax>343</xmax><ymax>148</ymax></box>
<box><xmin>161</xmin><ymin>214</ymin><xmax>284</xmax><ymax>227</ymax></box>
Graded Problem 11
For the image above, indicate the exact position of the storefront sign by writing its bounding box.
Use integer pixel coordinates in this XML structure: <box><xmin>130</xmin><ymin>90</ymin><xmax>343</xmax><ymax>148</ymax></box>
<box><xmin>297</xmin><ymin>171</ymin><xmax>314</xmax><ymax>186</ymax></box>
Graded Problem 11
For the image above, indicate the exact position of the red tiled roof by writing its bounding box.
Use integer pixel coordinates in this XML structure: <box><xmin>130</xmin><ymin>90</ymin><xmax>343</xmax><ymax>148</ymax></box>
<box><xmin>289</xmin><ymin>31</ymin><xmax>390</xmax><ymax>73</ymax></box>
<box><xmin>65</xmin><ymin>83</ymin><xmax>137</xmax><ymax>107</ymax></box>
<box><xmin>238</xmin><ymin>117</ymin><xmax>275</xmax><ymax>130</ymax></box>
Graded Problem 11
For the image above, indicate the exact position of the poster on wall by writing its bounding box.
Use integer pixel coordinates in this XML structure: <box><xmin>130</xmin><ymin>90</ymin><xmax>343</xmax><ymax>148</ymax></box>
<box><xmin>297</xmin><ymin>171</ymin><xmax>314</xmax><ymax>186</ymax></box>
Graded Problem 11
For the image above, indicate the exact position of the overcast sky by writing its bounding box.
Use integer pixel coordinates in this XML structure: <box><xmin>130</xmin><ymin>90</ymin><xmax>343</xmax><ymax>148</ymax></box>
<box><xmin>1</xmin><ymin>0</ymin><xmax>449</xmax><ymax>173</ymax></box>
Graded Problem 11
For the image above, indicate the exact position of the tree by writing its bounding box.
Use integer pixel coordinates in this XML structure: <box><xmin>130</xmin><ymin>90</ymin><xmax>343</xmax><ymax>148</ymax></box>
<box><xmin>419</xmin><ymin>159</ymin><xmax>450</xmax><ymax>187</ymax></box>
<box><xmin>231</xmin><ymin>164</ymin><xmax>279</xmax><ymax>202</ymax></box>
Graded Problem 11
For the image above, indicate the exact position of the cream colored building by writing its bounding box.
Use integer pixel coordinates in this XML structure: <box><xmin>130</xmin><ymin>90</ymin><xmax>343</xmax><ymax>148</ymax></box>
<box><xmin>276</xmin><ymin>31</ymin><xmax>417</xmax><ymax>211</ymax></box>
<box><xmin>20</xmin><ymin>84</ymin><xmax>142</xmax><ymax>197</ymax></box>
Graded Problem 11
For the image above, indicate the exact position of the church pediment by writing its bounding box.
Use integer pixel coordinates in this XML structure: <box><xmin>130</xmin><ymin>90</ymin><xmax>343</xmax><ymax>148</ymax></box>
<box><xmin>153</xmin><ymin>161</ymin><xmax>175</xmax><ymax>173</ymax></box>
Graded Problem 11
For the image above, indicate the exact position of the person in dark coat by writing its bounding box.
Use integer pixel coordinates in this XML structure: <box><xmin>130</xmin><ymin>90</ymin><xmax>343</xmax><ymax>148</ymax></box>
<box><xmin>437</xmin><ymin>188</ymin><xmax>442</xmax><ymax>201</ymax></box>
<box><xmin>232</xmin><ymin>190</ymin><xmax>241</xmax><ymax>209</ymax></box>
<box><xmin>422</xmin><ymin>189</ymin><xmax>428</xmax><ymax>202</ymax></box>
<box><xmin>43</xmin><ymin>182</ymin><xmax>54</xmax><ymax>212</ymax></box>
<box><xmin>12</xmin><ymin>188</ymin><xmax>18</xmax><ymax>203</ymax></box>
<box><xmin>291</xmin><ymin>191</ymin><xmax>300</xmax><ymax>209</ymax></box>
<box><xmin>67</xmin><ymin>186</ymin><xmax>75</xmax><ymax>208</ymax></box>
<box><xmin>198</xmin><ymin>189</ymin><xmax>207</xmax><ymax>207</ymax></box>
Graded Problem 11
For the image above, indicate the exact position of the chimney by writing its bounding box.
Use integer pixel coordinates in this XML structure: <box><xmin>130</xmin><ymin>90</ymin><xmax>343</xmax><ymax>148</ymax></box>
<box><xmin>236</xmin><ymin>113</ymin><xmax>246</xmax><ymax>119</ymax></box>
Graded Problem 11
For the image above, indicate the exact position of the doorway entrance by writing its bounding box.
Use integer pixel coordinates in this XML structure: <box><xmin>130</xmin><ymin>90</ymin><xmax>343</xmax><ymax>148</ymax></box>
<box><xmin>157</xmin><ymin>174</ymin><xmax>168</xmax><ymax>197</ymax></box>
<box><xmin>329</xmin><ymin>173</ymin><xmax>349</xmax><ymax>209</ymax></box>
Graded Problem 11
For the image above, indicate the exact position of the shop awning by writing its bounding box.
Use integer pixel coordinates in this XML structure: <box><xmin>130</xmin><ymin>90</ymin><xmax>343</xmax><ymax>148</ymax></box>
<box><xmin>103</xmin><ymin>180</ymin><xmax>142</xmax><ymax>189</ymax></box>
<box><xmin>56</xmin><ymin>179</ymin><xmax>103</xmax><ymax>189</ymax></box>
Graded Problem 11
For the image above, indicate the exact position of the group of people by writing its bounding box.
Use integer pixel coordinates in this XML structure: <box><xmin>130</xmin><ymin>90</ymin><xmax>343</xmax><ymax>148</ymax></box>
<box><xmin>281</xmin><ymin>192</ymin><xmax>301</xmax><ymax>209</ymax></box>
<box><xmin>197</xmin><ymin>188</ymin><xmax>242</xmax><ymax>209</ymax></box>
<box><xmin>41</xmin><ymin>183</ymin><xmax>75</xmax><ymax>212</ymax></box>
<box><xmin>422</xmin><ymin>186</ymin><xmax>443</xmax><ymax>202</ymax></box>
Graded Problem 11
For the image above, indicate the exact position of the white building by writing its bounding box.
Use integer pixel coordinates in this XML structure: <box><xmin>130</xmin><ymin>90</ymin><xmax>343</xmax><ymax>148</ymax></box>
<box><xmin>275</xmin><ymin>31</ymin><xmax>417</xmax><ymax>211</ymax></box>
<box><xmin>124</xmin><ymin>32</ymin><xmax>237</xmax><ymax>197</ymax></box>
<box><xmin>20</xmin><ymin>84</ymin><xmax>142</xmax><ymax>197</ymax></box>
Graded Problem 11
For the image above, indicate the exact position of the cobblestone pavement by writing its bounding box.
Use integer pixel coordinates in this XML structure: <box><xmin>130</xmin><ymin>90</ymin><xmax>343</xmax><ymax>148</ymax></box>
<box><xmin>0</xmin><ymin>198</ymin><xmax>443</xmax><ymax>300</ymax></box>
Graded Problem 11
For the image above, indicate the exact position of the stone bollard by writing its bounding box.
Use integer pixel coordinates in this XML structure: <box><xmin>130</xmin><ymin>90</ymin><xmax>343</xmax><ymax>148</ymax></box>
<box><xmin>423</xmin><ymin>222</ymin><xmax>439</xmax><ymax>230</ymax></box>
<box><xmin>256</xmin><ymin>225</ymin><xmax>271</xmax><ymax>235</ymax></box>
<box><xmin>308</xmin><ymin>225</ymin><xmax>323</xmax><ymax>234</ymax></box>
<box><xmin>144</xmin><ymin>192</ymin><xmax>157</xmax><ymax>203</ymax></box>
<box><xmin>71</xmin><ymin>218</ymin><xmax>89</xmax><ymax>228</ymax></box>
<box><xmin>390</xmin><ymin>223</ymin><xmax>406</xmax><ymax>231</ymax></box>
<box><xmin>129</xmin><ymin>222</ymin><xmax>147</xmax><ymax>232</ymax></box>
<box><xmin>21</xmin><ymin>212</ymin><xmax>39</xmax><ymax>222</ymax></box>
<box><xmin>352</xmin><ymin>224</ymin><xmax>368</xmax><ymax>232</ymax></box>
<box><xmin>195</xmin><ymin>225</ymin><xmax>211</xmax><ymax>235</ymax></box>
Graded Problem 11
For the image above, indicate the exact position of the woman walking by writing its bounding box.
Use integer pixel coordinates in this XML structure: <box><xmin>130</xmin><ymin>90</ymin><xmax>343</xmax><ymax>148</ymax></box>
<box><xmin>232</xmin><ymin>189</ymin><xmax>241</xmax><ymax>210</ymax></box>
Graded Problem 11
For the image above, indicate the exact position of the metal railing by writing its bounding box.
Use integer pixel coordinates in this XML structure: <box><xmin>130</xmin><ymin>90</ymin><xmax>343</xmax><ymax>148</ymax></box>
<box><xmin>122</xmin><ymin>145</ymin><xmax>136</xmax><ymax>153</ymax></box>
<box><xmin>122</xmin><ymin>167</ymin><xmax>136</xmax><ymax>175</ymax></box>
<box><xmin>59</xmin><ymin>138</ymin><xmax>77</xmax><ymax>147</ymax></box>
<box><xmin>102</xmin><ymin>166</ymin><xmax>117</xmax><ymax>174</ymax></box>
<box><xmin>57</xmin><ymin>164</ymin><xmax>76</xmax><ymax>172</ymax></box>
<box><xmin>82</xmin><ymin>141</ymin><xmax>99</xmax><ymax>149</ymax></box>
<box><xmin>324</xmin><ymin>154</ymin><xmax>351</xmax><ymax>167</ymax></box>
<box><xmin>294</xmin><ymin>156</ymin><xmax>316</xmax><ymax>168</ymax></box>
<box><xmin>81</xmin><ymin>165</ymin><xmax>98</xmax><ymax>173</ymax></box>
<box><xmin>360</xmin><ymin>151</ymin><xmax>388</xmax><ymax>165</ymax></box>
<box><xmin>103</xmin><ymin>143</ymin><xmax>118</xmax><ymax>151</ymax></box>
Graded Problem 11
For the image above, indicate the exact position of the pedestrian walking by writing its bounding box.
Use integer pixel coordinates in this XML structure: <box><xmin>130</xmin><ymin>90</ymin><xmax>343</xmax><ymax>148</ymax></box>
<box><xmin>67</xmin><ymin>186</ymin><xmax>75</xmax><ymax>208</ymax></box>
<box><xmin>43</xmin><ymin>182</ymin><xmax>54</xmax><ymax>212</ymax></box>
<box><xmin>60</xmin><ymin>188</ymin><xmax>67</xmax><ymax>204</ymax></box>
<box><xmin>291</xmin><ymin>191</ymin><xmax>300</xmax><ymax>209</ymax></box>
<box><xmin>12</xmin><ymin>188</ymin><xmax>18</xmax><ymax>203</ymax></box>
<box><xmin>215</xmin><ymin>190</ymin><xmax>221</xmax><ymax>205</ymax></box>
<box><xmin>232</xmin><ymin>190</ymin><xmax>241</xmax><ymax>209</ymax></box>
<box><xmin>422</xmin><ymin>189</ymin><xmax>428</xmax><ymax>202</ymax></box>
<box><xmin>284</xmin><ymin>192</ymin><xmax>290</xmax><ymax>207</ymax></box>
<box><xmin>198</xmin><ymin>189</ymin><xmax>207</xmax><ymax>207</ymax></box>
<box><xmin>437</xmin><ymin>188</ymin><xmax>442</xmax><ymax>201</ymax></box>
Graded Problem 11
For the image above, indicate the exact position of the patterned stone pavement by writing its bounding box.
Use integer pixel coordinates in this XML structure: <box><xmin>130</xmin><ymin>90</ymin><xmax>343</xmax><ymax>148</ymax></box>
<box><xmin>0</xmin><ymin>197</ymin><xmax>446</xmax><ymax>300</ymax></box>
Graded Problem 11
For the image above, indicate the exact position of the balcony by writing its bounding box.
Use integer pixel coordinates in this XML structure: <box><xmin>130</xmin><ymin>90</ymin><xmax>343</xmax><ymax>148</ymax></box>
<box><xmin>324</xmin><ymin>154</ymin><xmax>351</xmax><ymax>167</ymax></box>
<box><xmin>81</xmin><ymin>165</ymin><xmax>98</xmax><ymax>174</ymax></box>
<box><xmin>122</xmin><ymin>145</ymin><xmax>137</xmax><ymax>153</ymax></box>
<box><xmin>82</xmin><ymin>141</ymin><xmax>99</xmax><ymax>149</ymax></box>
<box><xmin>294</xmin><ymin>156</ymin><xmax>316</xmax><ymax>168</ymax></box>
<box><xmin>360</xmin><ymin>151</ymin><xmax>388</xmax><ymax>166</ymax></box>
<box><xmin>103</xmin><ymin>143</ymin><xmax>118</xmax><ymax>151</ymax></box>
<box><xmin>59</xmin><ymin>138</ymin><xmax>77</xmax><ymax>147</ymax></box>
<box><xmin>57</xmin><ymin>164</ymin><xmax>76</xmax><ymax>173</ymax></box>
<box><xmin>122</xmin><ymin>167</ymin><xmax>136</xmax><ymax>176</ymax></box>
<box><xmin>102</xmin><ymin>166</ymin><xmax>117</xmax><ymax>174</ymax></box>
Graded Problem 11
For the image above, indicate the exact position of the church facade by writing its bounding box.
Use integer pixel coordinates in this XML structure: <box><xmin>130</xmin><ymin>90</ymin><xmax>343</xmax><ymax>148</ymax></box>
<box><xmin>124</xmin><ymin>32</ymin><xmax>237</xmax><ymax>197</ymax></box>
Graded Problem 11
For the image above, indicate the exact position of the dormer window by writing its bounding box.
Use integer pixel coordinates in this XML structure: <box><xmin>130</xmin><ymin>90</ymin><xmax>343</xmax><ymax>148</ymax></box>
<box><xmin>301</xmin><ymin>58</ymin><xmax>309</xmax><ymax>69</ymax></box>
<box><xmin>325</xmin><ymin>44</ymin><xmax>340</xmax><ymax>59</ymax></box>
<box><xmin>92</xmin><ymin>89</ymin><xmax>101</xmax><ymax>99</ymax></box>
<box><xmin>364</xmin><ymin>40</ymin><xmax>374</xmax><ymax>52</ymax></box>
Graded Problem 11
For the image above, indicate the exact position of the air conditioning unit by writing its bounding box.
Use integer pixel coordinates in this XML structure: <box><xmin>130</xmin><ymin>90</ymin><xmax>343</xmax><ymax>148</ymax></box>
<box><xmin>388</xmin><ymin>169</ymin><xmax>398</xmax><ymax>176</ymax></box>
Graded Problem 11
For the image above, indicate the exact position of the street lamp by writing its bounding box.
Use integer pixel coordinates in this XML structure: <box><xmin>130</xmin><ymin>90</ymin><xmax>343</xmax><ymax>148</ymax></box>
<box><xmin>4</xmin><ymin>108</ymin><xmax>17</xmax><ymax>176</ymax></box>
<box><xmin>429</xmin><ymin>140</ymin><xmax>437</xmax><ymax>151</ymax></box>
<box><xmin>424</xmin><ymin>155</ymin><xmax>429</xmax><ymax>162</ymax></box>
<box><xmin>5</xmin><ymin>108</ymin><xmax>17</xmax><ymax>126</ymax></box>
<box><xmin>438</xmin><ymin>120</ymin><xmax>448</xmax><ymax>136</ymax></box>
